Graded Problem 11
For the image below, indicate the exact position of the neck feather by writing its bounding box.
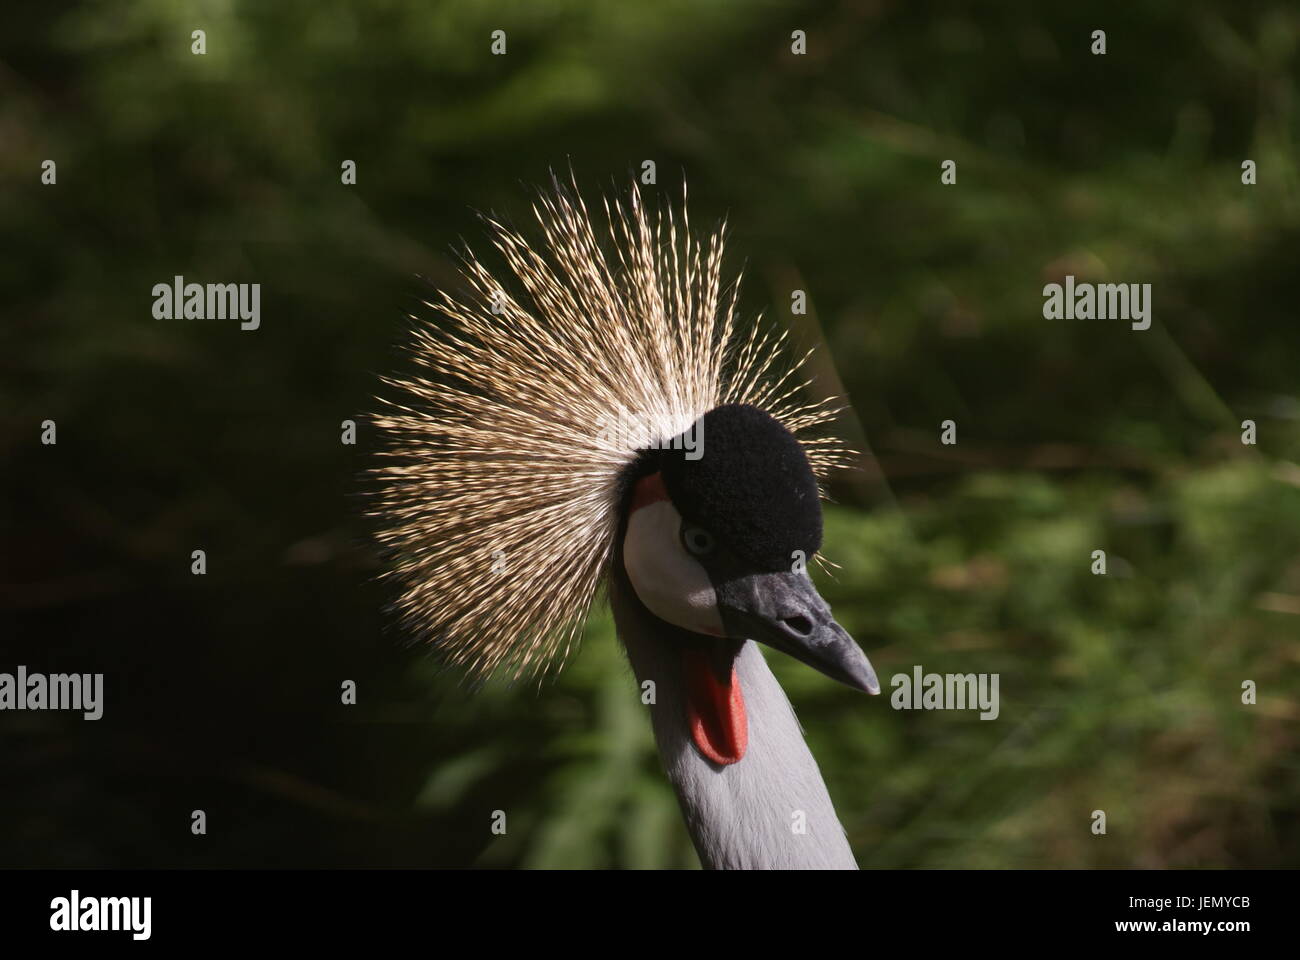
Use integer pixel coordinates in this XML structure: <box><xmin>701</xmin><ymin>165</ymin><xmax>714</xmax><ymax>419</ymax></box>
<box><xmin>609</xmin><ymin>567</ymin><xmax>858</xmax><ymax>870</ymax></box>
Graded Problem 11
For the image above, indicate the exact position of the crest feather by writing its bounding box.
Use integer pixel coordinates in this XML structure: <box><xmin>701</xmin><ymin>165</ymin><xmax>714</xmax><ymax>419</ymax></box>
<box><xmin>371</xmin><ymin>177</ymin><xmax>851</xmax><ymax>681</ymax></box>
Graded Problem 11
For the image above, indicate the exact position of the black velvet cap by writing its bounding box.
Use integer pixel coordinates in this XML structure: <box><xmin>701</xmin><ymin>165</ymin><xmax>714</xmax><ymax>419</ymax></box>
<box><xmin>657</xmin><ymin>403</ymin><xmax>823</xmax><ymax>572</ymax></box>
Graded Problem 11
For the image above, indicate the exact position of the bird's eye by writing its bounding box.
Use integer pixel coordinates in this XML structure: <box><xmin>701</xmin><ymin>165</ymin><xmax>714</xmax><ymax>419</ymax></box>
<box><xmin>681</xmin><ymin>524</ymin><xmax>715</xmax><ymax>557</ymax></box>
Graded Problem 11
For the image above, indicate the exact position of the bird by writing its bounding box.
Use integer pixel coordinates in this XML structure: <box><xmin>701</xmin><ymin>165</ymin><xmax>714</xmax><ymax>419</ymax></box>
<box><xmin>370</xmin><ymin>176</ymin><xmax>881</xmax><ymax>869</ymax></box>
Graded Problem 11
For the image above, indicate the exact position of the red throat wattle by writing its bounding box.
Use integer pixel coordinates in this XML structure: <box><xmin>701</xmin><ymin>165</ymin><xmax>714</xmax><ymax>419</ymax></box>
<box><xmin>683</xmin><ymin>646</ymin><xmax>748</xmax><ymax>765</ymax></box>
<box><xmin>628</xmin><ymin>470</ymin><xmax>747</xmax><ymax>765</ymax></box>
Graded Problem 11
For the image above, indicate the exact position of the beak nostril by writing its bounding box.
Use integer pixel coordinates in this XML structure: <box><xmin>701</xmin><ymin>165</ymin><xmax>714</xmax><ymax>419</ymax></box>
<box><xmin>783</xmin><ymin>615</ymin><xmax>813</xmax><ymax>637</ymax></box>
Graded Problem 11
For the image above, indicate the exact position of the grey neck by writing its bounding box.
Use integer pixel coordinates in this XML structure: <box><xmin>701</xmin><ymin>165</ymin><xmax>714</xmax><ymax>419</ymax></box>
<box><xmin>609</xmin><ymin>567</ymin><xmax>859</xmax><ymax>870</ymax></box>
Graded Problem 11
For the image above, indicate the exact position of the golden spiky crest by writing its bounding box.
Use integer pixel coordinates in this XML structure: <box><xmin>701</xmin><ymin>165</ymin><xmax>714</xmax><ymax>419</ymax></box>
<box><xmin>370</xmin><ymin>177</ymin><xmax>851</xmax><ymax>683</ymax></box>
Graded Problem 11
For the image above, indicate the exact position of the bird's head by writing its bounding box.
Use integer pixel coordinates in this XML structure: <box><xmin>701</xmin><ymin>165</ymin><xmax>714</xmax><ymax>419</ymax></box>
<box><xmin>620</xmin><ymin>403</ymin><xmax>879</xmax><ymax>762</ymax></box>
<box><xmin>374</xmin><ymin>179</ymin><xmax>869</xmax><ymax>726</ymax></box>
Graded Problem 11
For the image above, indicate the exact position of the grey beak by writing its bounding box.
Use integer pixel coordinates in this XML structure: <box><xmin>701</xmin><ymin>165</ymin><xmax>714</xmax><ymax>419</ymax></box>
<box><xmin>715</xmin><ymin>570</ymin><xmax>880</xmax><ymax>695</ymax></box>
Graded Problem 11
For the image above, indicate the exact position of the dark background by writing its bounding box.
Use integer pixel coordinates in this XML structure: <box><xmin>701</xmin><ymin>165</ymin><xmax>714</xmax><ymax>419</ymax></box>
<box><xmin>2</xmin><ymin>0</ymin><xmax>1298</xmax><ymax>868</ymax></box>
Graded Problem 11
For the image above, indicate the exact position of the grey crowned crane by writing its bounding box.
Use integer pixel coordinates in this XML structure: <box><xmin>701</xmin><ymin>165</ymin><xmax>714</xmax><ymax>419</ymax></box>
<box><xmin>371</xmin><ymin>178</ymin><xmax>880</xmax><ymax>869</ymax></box>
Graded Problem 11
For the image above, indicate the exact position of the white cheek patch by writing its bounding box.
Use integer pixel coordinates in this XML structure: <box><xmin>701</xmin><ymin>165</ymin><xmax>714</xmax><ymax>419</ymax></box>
<box><xmin>624</xmin><ymin>498</ymin><xmax>725</xmax><ymax>637</ymax></box>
